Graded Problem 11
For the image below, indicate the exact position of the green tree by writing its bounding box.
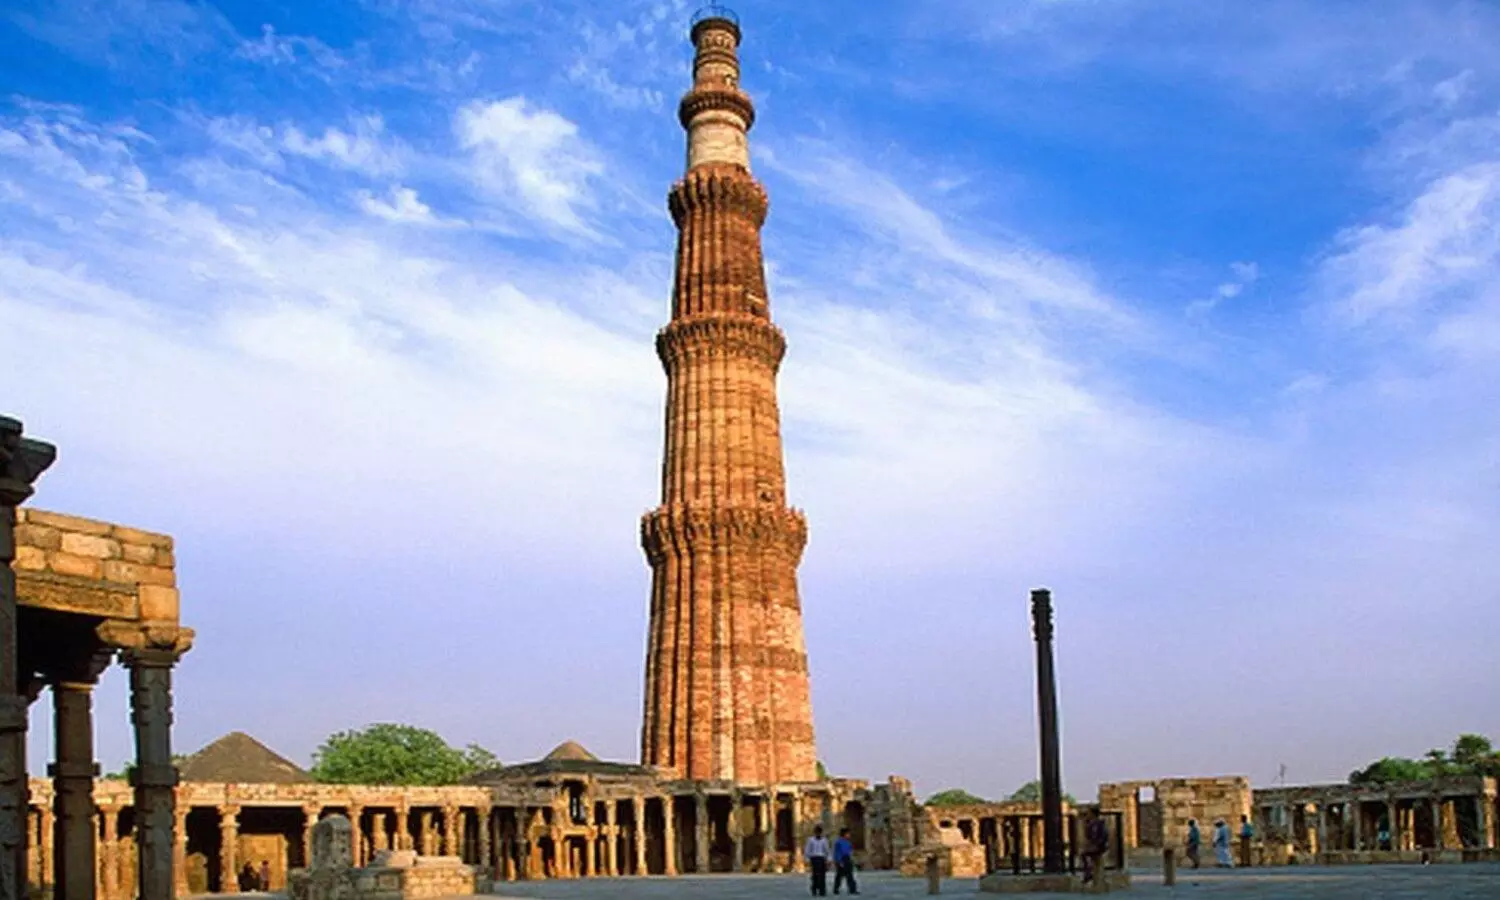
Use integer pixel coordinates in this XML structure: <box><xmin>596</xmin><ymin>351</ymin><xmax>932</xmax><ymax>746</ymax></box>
<box><xmin>1348</xmin><ymin>757</ymin><xmax>1432</xmax><ymax>785</ymax></box>
<box><xmin>926</xmin><ymin>789</ymin><xmax>988</xmax><ymax>807</ymax></box>
<box><xmin>1008</xmin><ymin>780</ymin><xmax>1077</xmax><ymax>804</ymax></box>
<box><xmin>1451</xmin><ymin>734</ymin><xmax>1499</xmax><ymax>775</ymax></box>
<box><xmin>310</xmin><ymin>724</ymin><xmax>500</xmax><ymax>786</ymax></box>
<box><xmin>816</xmin><ymin>760</ymin><xmax>830</xmax><ymax>781</ymax></box>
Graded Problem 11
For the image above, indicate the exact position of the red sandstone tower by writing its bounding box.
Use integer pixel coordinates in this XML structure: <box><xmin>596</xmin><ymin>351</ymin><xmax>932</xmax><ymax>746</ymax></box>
<box><xmin>640</xmin><ymin>7</ymin><xmax>817</xmax><ymax>786</ymax></box>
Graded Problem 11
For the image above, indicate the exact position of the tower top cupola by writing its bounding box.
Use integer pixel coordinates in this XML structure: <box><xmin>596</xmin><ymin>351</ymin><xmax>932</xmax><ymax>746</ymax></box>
<box><xmin>680</xmin><ymin>5</ymin><xmax>754</xmax><ymax>172</ymax></box>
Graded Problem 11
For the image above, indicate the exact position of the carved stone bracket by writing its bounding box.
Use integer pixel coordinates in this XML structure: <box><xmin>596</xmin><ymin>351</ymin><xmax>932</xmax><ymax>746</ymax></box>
<box><xmin>97</xmin><ymin>621</ymin><xmax>195</xmax><ymax>659</ymax></box>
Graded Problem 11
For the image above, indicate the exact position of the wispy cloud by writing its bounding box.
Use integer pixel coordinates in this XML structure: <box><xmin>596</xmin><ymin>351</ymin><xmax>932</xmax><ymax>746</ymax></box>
<box><xmin>1188</xmin><ymin>261</ymin><xmax>1260</xmax><ymax>317</ymax></box>
<box><xmin>355</xmin><ymin>185</ymin><xmax>449</xmax><ymax>226</ymax></box>
<box><xmin>457</xmin><ymin>98</ymin><xmax>605</xmax><ymax>237</ymax></box>
<box><xmin>8</xmin><ymin>0</ymin><xmax>232</xmax><ymax>67</ymax></box>
<box><xmin>282</xmin><ymin>115</ymin><xmax>406</xmax><ymax>176</ymax></box>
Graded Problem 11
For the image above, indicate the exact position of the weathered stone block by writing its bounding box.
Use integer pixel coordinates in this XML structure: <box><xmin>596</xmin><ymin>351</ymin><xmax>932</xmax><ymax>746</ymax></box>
<box><xmin>27</xmin><ymin>509</ymin><xmax>113</xmax><ymax>535</ymax></box>
<box><xmin>14</xmin><ymin>545</ymin><xmax>47</xmax><ymax>571</ymax></box>
<box><xmin>14</xmin><ymin>523</ymin><xmax>61</xmax><ymax>550</ymax></box>
<box><xmin>111</xmin><ymin>525</ymin><xmax>173</xmax><ymax>549</ymax></box>
<box><xmin>120</xmin><ymin>543</ymin><xmax>157</xmax><ymax>564</ymax></box>
<box><xmin>60</xmin><ymin>532</ymin><xmax>120</xmax><ymax>559</ymax></box>
<box><xmin>136</xmin><ymin>584</ymin><xmax>180</xmax><ymax>621</ymax></box>
<box><xmin>48</xmin><ymin>552</ymin><xmax>103</xmax><ymax>579</ymax></box>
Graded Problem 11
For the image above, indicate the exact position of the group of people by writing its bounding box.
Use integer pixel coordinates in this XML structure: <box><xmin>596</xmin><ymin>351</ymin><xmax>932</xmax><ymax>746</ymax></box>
<box><xmin>235</xmin><ymin>860</ymin><xmax>273</xmax><ymax>893</ymax></box>
<box><xmin>1184</xmin><ymin>815</ymin><xmax>1256</xmax><ymax>869</ymax></box>
<box><xmin>802</xmin><ymin>826</ymin><xmax>859</xmax><ymax>895</ymax></box>
<box><xmin>799</xmin><ymin>808</ymin><xmax>1119</xmax><ymax>894</ymax></box>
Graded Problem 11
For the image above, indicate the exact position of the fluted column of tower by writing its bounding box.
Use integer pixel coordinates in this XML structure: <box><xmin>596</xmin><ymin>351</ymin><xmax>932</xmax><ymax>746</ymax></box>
<box><xmin>639</xmin><ymin>8</ymin><xmax>817</xmax><ymax>786</ymax></box>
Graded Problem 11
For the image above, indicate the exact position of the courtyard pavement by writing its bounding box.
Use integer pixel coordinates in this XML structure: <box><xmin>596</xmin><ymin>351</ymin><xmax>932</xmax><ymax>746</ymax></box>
<box><xmin>486</xmin><ymin>864</ymin><xmax>1500</xmax><ymax>898</ymax></box>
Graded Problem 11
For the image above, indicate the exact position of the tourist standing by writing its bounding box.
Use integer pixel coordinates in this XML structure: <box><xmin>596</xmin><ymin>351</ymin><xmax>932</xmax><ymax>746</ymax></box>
<box><xmin>1082</xmin><ymin>809</ymin><xmax>1110</xmax><ymax>884</ymax></box>
<box><xmin>1185</xmin><ymin>819</ymin><xmax>1202</xmax><ymax>869</ymax></box>
<box><xmin>1238</xmin><ymin>815</ymin><xmax>1254</xmax><ymax>867</ymax></box>
<box><xmin>805</xmin><ymin>825</ymin><xmax>831</xmax><ymax>896</ymax></box>
<box><xmin>258</xmin><ymin>860</ymin><xmax>272</xmax><ymax>892</ymax></box>
<box><xmin>1212</xmin><ymin>819</ymin><xmax>1233</xmax><ymax>867</ymax></box>
<box><xmin>832</xmin><ymin>827</ymin><xmax>858</xmax><ymax>895</ymax></box>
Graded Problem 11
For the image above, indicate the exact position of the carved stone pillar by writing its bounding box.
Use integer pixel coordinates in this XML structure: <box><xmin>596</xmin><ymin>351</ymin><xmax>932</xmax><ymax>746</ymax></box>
<box><xmin>694</xmin><ymin>794</ymin><xmax>709</xmax><ymax>874</ymax></box>
<box><xmin>347</xmin><ymin>805</ymin><xmax>364</xmax><ymax>867</ymax></box>
<box><xmin>217</xmin><ymin>806</ymin><xmax>239</xmax><ymax>893</ymax></box>
<box><xmin>441</xmin><ymin>807</ymin><xmax>459</xmax><ymax>857</ymax></box>
<box><xmin>476</xmin><ymin>806</ymin><xmax>491</xmax><ymax>875</ymax></box>
<box><xmin>632</xmin><ymin>797</ymin><xmax>646</xmax><ymax>876</ymax></box>
<box><xmin>396</xmin><ymin>804</ymin><xmax>414</xmax><ymax>852</ymax></box>
<box><xmin>172</xmin><ymin>807</ymin><xmax>188</xmax><ymax>899</ymax></box>
<box><xmin>301</xmin><ymin>805</ymin><xmax>321</xmax><ymax>868</ymax></box>
<box><xmin>39</xmin><ymin>808</ymin><xmax>55</xmax><ymax>893</ymax></box>
<box><xmin>662</xmin><ymin>798</ymin><xmax>677</xmax><ymax>876</ymax></box>
<box><xmin>100</xmin><ymin>808</ymin><xmax>119</xmax><ymax>900</ymax></box>
<box><xmin>730</xmin><ymin>791</ymin><xmax>743</xmax><ymax>873</ymax></box>
<box><xmin>372</xmin><ymin>811</ymin><xmax>385</xmax><ymax>854</ymax></box>
<box><xmin>1431</xmin><ymin>797</ymin><xmax>1444</xmax><ymax>850</ymax></box>
<box><xmin>0</xmin><ymin>416</ymin><xmax>56</xmax><ymax>900</ymax></box>
<box><xmin>756</xmin><ymin>794</ymin><xmax>770</xmax><ymax>873</ymax></box>
<box><xmin>1387</xmin><ymin>798</ymin><xmax>1400</xmax><ymax>851</ymax></box>
<box><xmin>52</xmin><ymin>652</ymin><xmax>112</xmax><ymax>900</ymax></box>
<box><xmin>603</xmin><ymin>803</ymin><xmax>617</xmax><ymax>877</ymax></box>
<box><xmin>1476</xmin><ymin>795</ymin><xmax>1492</xmax><ymax>850</ymax></box>
<box><xmin>115</xmin><ymin>641</ymin><xmax>190</xmax><ymax>900</ymax></box>
<box><xmin>791</xmin><ymin>795</ymin><xmax>806</xmax><ymax>874</ymax></box>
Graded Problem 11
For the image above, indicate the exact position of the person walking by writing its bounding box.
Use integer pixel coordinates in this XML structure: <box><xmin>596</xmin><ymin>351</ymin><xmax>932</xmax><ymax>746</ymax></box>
<box><xmin>1185</xmin><ymin>819</ymin><xmax>1202</xmax><ymax>870</ymax></box>
<box><xmin>1237</xmin><ymin>815</ymin><xmax>1255</xmax><ymax>867</ymax></box>
<box><xmin>258</xmin><ymin>860</ymin><xmax>272</xmax><ymax>892</ymax></box>
<box><xmin>832</xmin><ymin>827</ymin><xmax>858</xmax><ymax>895</ymax></box>
<box><xmin>1212</xmin><ymin>819</ymin><xmax>1233</xmax><ymax>868</ymax></box>
<box><xmin>805</xmin><ymin>825</ymin><xmax>831</xmax><ymax>896</ymax></box>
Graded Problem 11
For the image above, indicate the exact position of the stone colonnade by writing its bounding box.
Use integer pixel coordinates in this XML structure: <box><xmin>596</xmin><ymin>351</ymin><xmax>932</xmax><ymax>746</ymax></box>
<box><xmin>23</xmin><ymin>777</ymin><xmax>909</xmax><ymax>895</ymax></box>
<box><xmin>1254</xmin><ymin>780</ymin><xmax>1498</xmax><ymax>856</ymax></box>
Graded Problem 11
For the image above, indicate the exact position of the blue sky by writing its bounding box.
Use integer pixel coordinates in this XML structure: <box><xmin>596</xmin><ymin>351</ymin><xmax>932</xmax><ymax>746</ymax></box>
<box><xmin>6</xmin><ymin>0</ymin><xmax>1499</xmax><ymax>800</ymax></box>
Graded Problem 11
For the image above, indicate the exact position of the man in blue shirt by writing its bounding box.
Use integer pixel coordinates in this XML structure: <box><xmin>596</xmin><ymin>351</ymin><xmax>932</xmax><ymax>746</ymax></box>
<box><xmin>832</xmin><ymin>828</ymin><xmax>858</xmax><ymax>895</ymax></box>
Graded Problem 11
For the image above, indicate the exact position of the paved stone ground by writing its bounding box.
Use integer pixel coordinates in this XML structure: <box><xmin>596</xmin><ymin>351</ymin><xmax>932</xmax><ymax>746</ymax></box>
<box><xmin>486</xmin><ymin>865</ymin><xmax>1500</xmax><ymax>898</ymax></box>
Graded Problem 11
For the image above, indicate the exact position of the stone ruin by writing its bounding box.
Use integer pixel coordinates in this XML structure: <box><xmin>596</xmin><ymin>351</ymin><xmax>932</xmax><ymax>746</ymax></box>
<box><xmin>899</xmin><ymin>823</ymin><xmax>987</xmax><ymax>879</ymax></box>
<box><xmin>289</xmin><ymin>815</ymin><xmax>486</xmax><ymax>900</ymax></box>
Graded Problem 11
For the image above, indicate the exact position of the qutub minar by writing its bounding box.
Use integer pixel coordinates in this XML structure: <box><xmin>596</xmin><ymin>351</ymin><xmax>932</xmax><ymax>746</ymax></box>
<box><xmin>639</xmin><ymin>7</ymin><xmax>818</xmax><ymax>785</ymax></box>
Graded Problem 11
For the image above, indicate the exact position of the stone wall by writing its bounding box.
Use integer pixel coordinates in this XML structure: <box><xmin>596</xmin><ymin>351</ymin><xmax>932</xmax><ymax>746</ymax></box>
<box><xmin>12</xmin><ymin>508</ymin><xmax>177</xmax><ymax>621</ymax></box>
<box><xmin>1097</xmin><ymin>777</ymin><xmax>1251</xmax><ymax>850</ymax></box>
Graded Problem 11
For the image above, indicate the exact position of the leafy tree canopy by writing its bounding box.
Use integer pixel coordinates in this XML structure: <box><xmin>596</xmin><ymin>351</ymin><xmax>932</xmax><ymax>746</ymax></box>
<box><xmin>816</xmin><ymin>760</ymin><xmax>830</xmax><ymax>781</ymax></box>
<box><xmin>926</xmin><ymin>788</ymin><xmax>988</xmax><ymax>807</ymax></box>
<box><xmin>1348</xmin><ymin>734</ymin><xmax>1500</xmax><ymax>785</ymax></box>
<box><xmin>310</xmin><ymin>724</ymin><xmax>499</xmax><ymax>786</ymax></box>
<box><xmin>1008</xmin><ymin>780</ymin><xmax>1077</xmax><ymax>805</ymax></box>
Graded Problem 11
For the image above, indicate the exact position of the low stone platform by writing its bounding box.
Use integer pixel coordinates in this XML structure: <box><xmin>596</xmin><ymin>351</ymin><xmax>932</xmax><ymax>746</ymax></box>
<box><xmin>979</xmin><ymin>870</ymin><xmax>1131</xmax><ymax>893</ymax></box>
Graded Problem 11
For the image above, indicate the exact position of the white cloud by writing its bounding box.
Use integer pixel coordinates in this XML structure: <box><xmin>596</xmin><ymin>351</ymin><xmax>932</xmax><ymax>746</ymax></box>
<box><xmin>456</xmin><ymin>98</ymin><xmax>604</xmax><ymax>236</ymax></box>
<box><xmin>1320</xmin><ymin>161</ymin><xmax>1499</xmax><ymax>330</ymax></box>
<box><xmin>237</xmin><ymin>23</ymin><xmax>349</xmax><ymax>70</ymax></box>
<box><xmin>204</xmin><ymin>116</ymin><xmax>283</xmax><ymax>169</ymax></box>
<box><xmin>1187</xmin><ymin>260</ymin><xmax>1260</xmax><ymax>316</ymax></box>
<box><xmin>282</xmin><ymin>115</ymin><xmax>404</xmax><ymax>176</ymax></box>
<box><xmin>355</xmin><ymin>185</ymin><xmax>444</xmax><ymax>225</ymax></box>
<box><xmin>566</xmin><ymin>60</ymin><xmax>665</xmax><ymax>111</ymax></box>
